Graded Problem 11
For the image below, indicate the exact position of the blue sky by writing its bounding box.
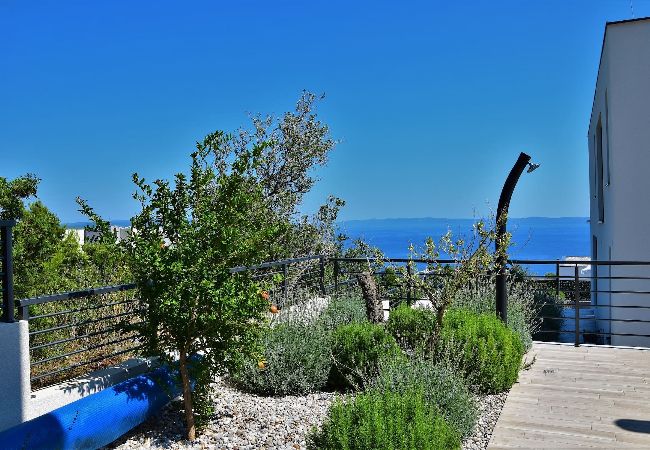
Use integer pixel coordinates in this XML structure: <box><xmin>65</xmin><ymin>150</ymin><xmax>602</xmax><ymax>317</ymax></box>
<box><xmin>2</xmin><ymin>0</ymin><xmax>649</xmax><ymax>223</ymax></box>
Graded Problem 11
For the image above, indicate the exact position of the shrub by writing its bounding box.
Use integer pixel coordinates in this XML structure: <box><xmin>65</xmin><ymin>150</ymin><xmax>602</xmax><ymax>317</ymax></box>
<box><xmin>437</xmin><ymin>309</ymin><xmax>524</xmax><ymax>393</ymax></box>
<box><xmin>318</xmin><ymin>296</ymin><xmax>368</xmax><ymax>332</ymax></box>
<box><xmin>307</xmin><ymin>389</ymin><xmax>460</xmax><ymax>450</ymax></box>
<box><xmin>329</xmin><ymin>322</ymin><xmax>404</xmax><ymax>391</ymax></box>
<box><xmin>370</xmin><ymin>358</ymin><xmax>477</xmax><ymax>438</ymax></box>
<box><xmin>231</xmin><ymin>322</ymin><xmax>331</xmax><ymax>395</ymax></box>
<box><xmin>386</xmin><ymin>304</ymin><xmax>438</xmax><ymax>353</ymax></box>
<box><xmin>453</xmin><ymin>277</ymin><xmax>538</xmax><ymax>351</ymax></box>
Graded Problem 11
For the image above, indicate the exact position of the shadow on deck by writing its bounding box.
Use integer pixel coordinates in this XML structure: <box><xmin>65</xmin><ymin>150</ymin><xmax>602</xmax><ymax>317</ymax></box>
<box><xmin>489</xmin><ymin>342</ymin><xmax>650</xmax><ymax>448</ymax></box>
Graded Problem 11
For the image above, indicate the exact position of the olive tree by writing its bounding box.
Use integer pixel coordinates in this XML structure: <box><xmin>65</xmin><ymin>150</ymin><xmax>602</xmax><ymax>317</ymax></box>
<box><xmin>398</xmin><ymin>219</ymin><xmax>509</xmax><ymax>350</ymax></box>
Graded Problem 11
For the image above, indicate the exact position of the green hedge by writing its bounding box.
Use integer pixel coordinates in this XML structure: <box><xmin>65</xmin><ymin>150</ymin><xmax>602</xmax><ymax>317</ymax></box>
<box><xmin>329</xmin><ymin>322</ymin><xmax>404</xmax><ymax>391</ymax></box>
<box><xmin>371</xmin><ymin>358</ymin><xmax>477</xmax><ymax>438</ymax></box>
<box><xmin>307</xmin><ymin>389</ymin><xmax>460</xmax><ymax>450</ymax></box>
<box><xmin>386</xmin><ymin>304</ymin><xmax>438</xmax><ymax>353</ymax></box>
<box><xmin>437</xmin><ymin>309</ymin><xmax>524</xmax><ymax>393</ymax></box>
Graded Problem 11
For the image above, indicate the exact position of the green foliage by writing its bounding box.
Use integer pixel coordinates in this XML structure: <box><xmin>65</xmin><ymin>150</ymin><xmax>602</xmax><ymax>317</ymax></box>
<box><xmin>0</xmin><ymin>173</ymin><xmax>39</xmax><ymax>220</ymax></box>
<box><xmin>125</xmin><ymin>136</ymin><xmax>277</xmax><ymax>437</ymax></box>
<box><xmin>394</xmin><ymin>218</ymin><xmax>506</xmax><ymax>349</ymax></box>
<box><xmin>317</xmin><ymin>296</ymin><xmax>368</xmax><ymax>332</ymax></box>
<box><xmin>0</xmin><ymin>180</ymin><xmax>135</xmax><ymax>387</ymax></box>
<box><xmin>232</xmin><ymin>322</ymin><xmax>332</xmax><ymax>395</ymax></box>
<box><xmin>307</xmin><ymin>388</ymin><xmax>460</xmax><ymax>450</ymax></box>
<box><xmin>232</xmin><ymin>296</ymin><xmax>366</xmax><ymax>396</ymax></box>
<box><xmin>386</xmin><ymin>304</ymin><xmax>438</xmax><ymax>353</ymax></box>
<box><xmin>329</xmin><ymin>322</ymin><xmax>404</xmax><ymax>391</ymax></box>
<box><xmin>370</xmin><ymin>358</ymin><xmax>477</xmax><ymax>438</ymax></box>
<box><xmin>453</xmin><ymin>272</ymin><xmax>539</xmax><ymax>351</ymax></box>
<box><xmin>437</xmin><ymin>309</ymin><xmax>524</xmax><ymax>394</ymax></box>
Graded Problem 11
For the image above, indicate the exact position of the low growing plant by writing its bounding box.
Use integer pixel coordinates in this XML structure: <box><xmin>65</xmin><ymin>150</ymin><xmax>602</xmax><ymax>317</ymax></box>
<box><xmin>231</xmin><ymin>321</ymin><xmax>332</xmax><ymax>396</ymax></box>
<box><xmin>307</xmin><ymin>388</ymin><xmax>461</xmax><ymax>450</ymax></box>
<box><xmin>318</xmin><ymin>296</ymin><xmax>368</xmax><ymax>332</ymax></box>
<box><xmin>329</xmin><ymin>322</ymin><xmax>404</xmax><ymax>391</ymax></box>
<box><xmin>436</xmin><ymin>309</ymin><xmax>524</xmax><ymax>394</ymax></box>
<box><xmin>386</xmin><ymin>304</ymin><xmax>438</xmax><ymax>353</ymax></box>
<box><xmin>370</xmin><ymin>358</ymin><xmax>478</xmax><ymax>438</ymax></box>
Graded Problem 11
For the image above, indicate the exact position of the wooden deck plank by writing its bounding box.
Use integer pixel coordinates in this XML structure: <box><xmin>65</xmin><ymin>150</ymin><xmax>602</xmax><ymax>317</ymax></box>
<box><xmin>489</xmin><ymin>342</ymin><xmax>650</xmax><ymax>449</ymax></box>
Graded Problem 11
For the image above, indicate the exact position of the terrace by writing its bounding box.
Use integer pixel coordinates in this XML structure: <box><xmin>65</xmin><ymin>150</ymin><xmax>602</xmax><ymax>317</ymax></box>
<box><xmin>4</xmin><ymin>214</ymin><xmax>650</xmax><ymax>449</ymax></box>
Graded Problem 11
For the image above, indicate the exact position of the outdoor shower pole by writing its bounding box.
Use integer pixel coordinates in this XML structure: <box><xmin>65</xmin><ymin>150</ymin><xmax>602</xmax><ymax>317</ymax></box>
<box><xmin>495</xmin><ymin>152</ymin><xmax>532</xmax><ymax>323</ymax></box>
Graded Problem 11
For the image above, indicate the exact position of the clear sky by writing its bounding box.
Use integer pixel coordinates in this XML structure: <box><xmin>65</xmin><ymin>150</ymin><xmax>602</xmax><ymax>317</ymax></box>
<box><xmin>2</xmin><ymin>0</ymin><xmax>649</xmax><ymax>223</ymax></box>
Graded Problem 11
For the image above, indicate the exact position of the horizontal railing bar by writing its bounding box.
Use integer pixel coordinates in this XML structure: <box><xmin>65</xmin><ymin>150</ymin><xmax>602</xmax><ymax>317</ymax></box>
<box><xmin>30</xmin><ymin>321</ymin><xmax>143</xmax><ymax>351</ymax></box>
<box><xmin>587</xmin><ymin>332</ymin><xmax>650</xmax><ymax>338</ymax></box>
<box><xmin>18</xmin><ymin>283</ymin><xmax>137</xmax><ymax>307</ymax></box>
<box><xmin>510</xmin><ymin>259</ymin><xmax>650</xmax><ymax>266</ymax></box>
<box><xmin>32</xmin><ymin>334</ymin><xmax>139</xmax><ymax>366</ymax></box>
<box><xmin>332</xmin><ymin>257</ymin><xmax>650</xmax><ymax>266</ymax></box>
<box><xmin>588</xmin><ymin>290</ymin><xmax>650</xmax><ymax>295</ymax></box>
<box><xmin>29</xmin><ymin>309</ymin><xmax>142</xmax><ymax>336</ymax></box>
<box><xmin>536</xmin><ymin>316</ymin><xmax>650</xmax><ymax>324</ymax></box>
<box><xmin>27</xmin><ymin>299</ymin><xmax>138</xmax><ymax>321</ymax></box>
<box><xmin>31</xmin><ymin>345</ymin><xmax>144</xmax><ymax>383</ymax></box>
<box><xmin>586</xmin><ymin>304</ymin><xmax>650</xmax><ymax>309</ymax></box>
<box><xmin>230</xmin><ymin>255</ymin><xmax>324</xmax><ymax>273</ymax></box>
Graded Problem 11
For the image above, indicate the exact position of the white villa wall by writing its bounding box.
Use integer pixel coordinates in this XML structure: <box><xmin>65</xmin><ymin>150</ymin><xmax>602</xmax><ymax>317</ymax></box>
<box><xmin>589</xmin><ymin>18</ymin><xmax>650</xmax><ymax>346</ymax></box>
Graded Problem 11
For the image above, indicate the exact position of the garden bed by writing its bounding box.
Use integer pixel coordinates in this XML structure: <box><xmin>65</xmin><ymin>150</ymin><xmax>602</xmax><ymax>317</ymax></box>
<box><xmin>105</xmin><ymin>378</ymin><xmax>508</xmax><ymax>450</ymax></box>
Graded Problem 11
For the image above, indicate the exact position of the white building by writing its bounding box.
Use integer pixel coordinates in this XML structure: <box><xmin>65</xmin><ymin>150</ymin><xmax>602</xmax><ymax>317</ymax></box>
<box><xmin>588</xmin><ymin>17</ymin><xmax>650</xmax><ymax>346</ymax></box>
<box><xmin>65</xmin><ymin>226</ymin><xmax>131</xmax><ymax>246</ymax></box>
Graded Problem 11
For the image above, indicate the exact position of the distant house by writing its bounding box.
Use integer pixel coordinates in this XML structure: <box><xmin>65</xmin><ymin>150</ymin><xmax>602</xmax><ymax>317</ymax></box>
<box><xmin>65</xmin><ymin>226</ymin><xmax>131</xmax><ymax>246</ymax></box>
<box><xmin>589</xmin><ymin>17</ymin><xmax>650</xmax><ymax>346</ymax></box>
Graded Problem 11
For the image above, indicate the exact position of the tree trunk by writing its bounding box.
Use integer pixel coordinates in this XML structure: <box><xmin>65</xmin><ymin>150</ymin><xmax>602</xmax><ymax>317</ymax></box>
<box><xmin>179</xmin><ymin>349</ymin><xmax>196</xmax><ymax>441</ymax></box>
<box><xmin>356</xmin><ymin>272</ymin><xmax>383</xmax><ymax>323</ymax></box>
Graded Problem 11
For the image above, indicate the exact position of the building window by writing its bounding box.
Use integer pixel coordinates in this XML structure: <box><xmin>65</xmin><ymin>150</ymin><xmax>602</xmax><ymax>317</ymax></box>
<box><xmin>596</xmin><ymin>116</ymin><xmax>604</xmax><ymax>222</ymax></box>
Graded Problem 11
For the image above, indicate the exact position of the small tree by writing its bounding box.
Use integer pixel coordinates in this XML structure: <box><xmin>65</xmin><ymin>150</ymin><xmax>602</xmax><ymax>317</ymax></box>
<box><xmin>399</xmin><ymin>219</ymin><xmax>508</xmax><ymax>351</ymax></box>
<box><xmin>126</xmin><ymin>135</ymin><xmax>279</xmax><ymax>440</ymax></box>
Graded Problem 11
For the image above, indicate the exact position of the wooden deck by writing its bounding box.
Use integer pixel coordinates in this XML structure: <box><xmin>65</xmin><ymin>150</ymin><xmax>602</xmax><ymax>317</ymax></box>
<box><xmin>489</xmin><ymin>342</ymin><xmax>650</xmax><ymax>448</ymax></box>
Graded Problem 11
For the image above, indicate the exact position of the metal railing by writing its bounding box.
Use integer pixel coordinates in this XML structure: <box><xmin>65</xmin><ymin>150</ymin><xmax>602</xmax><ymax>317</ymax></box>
<box><xmin>231</xmin><ymin>255</ymin><xmax>327</xmax><ymax>307</ymax></box>
<box><xmin>512</xmin><ymin>259</ymin><xmax>650</xmax><ymax>347</ymax></box>
<box><xmin>18</xmin><ymin>283</ymin><xmax>143</xmax><ymax>388</ymax></box>
<box><xmin>330</xmin><ymin>257</ymin><xmax>650</xmax><ymax>348</ymax></box>
<box><xmin>8</xmin><ymin>247</ymin><xmax>650</xmax><ymax>389</ymax></box>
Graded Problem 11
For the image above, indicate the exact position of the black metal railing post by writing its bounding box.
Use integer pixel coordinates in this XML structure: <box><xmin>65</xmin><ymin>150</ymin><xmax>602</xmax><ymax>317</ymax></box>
<box><xmin>319</xmin><ymin>256</ymin><xmax>326</xmax><ymax>295</ymax></box>
<box><xmin>1</xmin><ymin>220</ymin><xmax>16</xmax><ymax>323</ymax></box>
<box><xmin>574</xmin><ymin>264</ymin><xmax>580</xmax><ymax>347</ymax></box>
<box><xmin>555</xmin><ymin>259</ymin><xmax>560</xmax><ymax>301</ymax></box>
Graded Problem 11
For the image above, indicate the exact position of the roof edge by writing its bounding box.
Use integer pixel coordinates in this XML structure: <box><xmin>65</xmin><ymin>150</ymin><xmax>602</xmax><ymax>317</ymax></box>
<box><xmin>589</xmin><ymin>17</ymin><xmax>650</xmax><ymax>136</ymax></box>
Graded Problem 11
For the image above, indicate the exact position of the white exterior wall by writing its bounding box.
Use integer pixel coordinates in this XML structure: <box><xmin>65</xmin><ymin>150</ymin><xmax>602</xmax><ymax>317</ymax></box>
<box><xmin>589</xmin><ymin>19</ymin><xmax>650</xmax><ymax>346</ymax></box>
<box><xmin>0</xmin><ymin>321</ymin><xmax>31</xmax><ymax>432</ymax></box>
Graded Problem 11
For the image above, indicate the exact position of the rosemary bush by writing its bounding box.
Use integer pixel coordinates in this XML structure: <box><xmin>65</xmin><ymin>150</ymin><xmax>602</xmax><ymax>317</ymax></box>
<box><xmin>370</xmin><ymin>358</ymin><xmax>478</xmax><ymax>438</ymax></box>
<box><xmin>307</xmin><ymin>388</ymin><xmax>460</xmax><ymax>450</ymax></box>
<box><xmin>436</xmin><ymin>309</ymin><xmax>524</xmax><ymax>394</ymax></box>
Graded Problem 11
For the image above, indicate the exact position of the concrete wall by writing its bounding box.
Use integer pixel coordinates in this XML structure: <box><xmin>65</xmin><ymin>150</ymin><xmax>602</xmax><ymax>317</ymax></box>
<box><xmin>0</xmin><ymin>321</ymin><xmax>31</xmax><ymax>432</ymax></box>
<box><xmin>589</xmin><ymin>18</ymin><xmax>650</xmax><ymax>346</ymax></box>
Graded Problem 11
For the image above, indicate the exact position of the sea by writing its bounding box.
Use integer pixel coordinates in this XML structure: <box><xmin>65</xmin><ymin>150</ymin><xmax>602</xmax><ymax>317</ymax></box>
<box><xmin>338</xmin><ymin>217</ymin><xmax>590</xmax><ymax>275</ymax></box>
<box><xmin>70</xmin><ymin>217</ymin><xmax>590</xmax><ymax>275</ymax></box>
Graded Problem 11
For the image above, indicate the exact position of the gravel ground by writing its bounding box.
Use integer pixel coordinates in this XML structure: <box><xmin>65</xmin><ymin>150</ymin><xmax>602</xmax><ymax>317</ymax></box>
<box><xmin>461</xmin><ymin>392</ymin><xmax>508</xmax><ymax>450</ymax></box>
<box><xmin>106</xmin><ymin>379</ymin><xmax>508</xmax><ymax>450</ymax></box>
